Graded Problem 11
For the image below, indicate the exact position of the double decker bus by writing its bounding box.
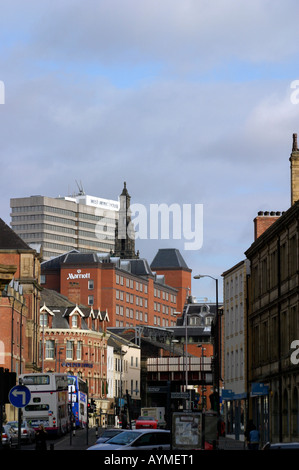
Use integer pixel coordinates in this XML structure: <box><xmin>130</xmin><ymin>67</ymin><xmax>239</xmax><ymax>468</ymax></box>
<box><xmin>68</xmin><ymin>375</ymin><xmax>88</xmax><ymax>428</ymax></box>
<box><xmin>19</xmin><ymin>373</ymin><xmax>69</xmax><ymax>436</ymax></box>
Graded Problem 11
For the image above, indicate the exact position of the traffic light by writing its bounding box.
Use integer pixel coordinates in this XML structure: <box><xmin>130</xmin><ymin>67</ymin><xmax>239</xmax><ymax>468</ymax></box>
<box><xmin>0</xmin><ymin>368</ymin><xmax>16</xmax><ymax>404</ymax></box>
<box><xmin>209</xmin><ymin>392</ymin><xmax>219</xmax><ymax>412</ymax></box>
<box><xmin>88</xmin><ymin>398</ymin><xmax>96</xmax><ymax>415</ymax></box>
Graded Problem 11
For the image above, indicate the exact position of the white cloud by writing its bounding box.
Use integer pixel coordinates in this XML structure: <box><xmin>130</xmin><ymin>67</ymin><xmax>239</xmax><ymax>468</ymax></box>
<box><xmin>1</xmin><ymin>0</ymin><xmax>299</xmax><ymax>301</ymax></box>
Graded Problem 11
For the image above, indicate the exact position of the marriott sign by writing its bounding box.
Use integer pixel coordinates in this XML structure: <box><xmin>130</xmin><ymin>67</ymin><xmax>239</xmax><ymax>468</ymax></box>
<box><xmin>66</xmin><ymin>269</ymin><xmax>91</xmax><ymax>280</ymax></box>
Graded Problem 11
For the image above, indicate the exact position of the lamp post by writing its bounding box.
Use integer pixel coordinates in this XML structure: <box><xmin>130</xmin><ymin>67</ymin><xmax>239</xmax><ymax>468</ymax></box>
<box><xmin>174</xmin><ymin>309</ymin><xmax>191</xmax><ymax>409</ymax></box>
<box><xmin>197</xmin><ymin>344</ymin><xmax>206</xmax><ymax>411</ymax></box>
<box><xmin>193</xmin><ymin>274</ymin><xmax>220</xmax><ymax>414</ymax></box>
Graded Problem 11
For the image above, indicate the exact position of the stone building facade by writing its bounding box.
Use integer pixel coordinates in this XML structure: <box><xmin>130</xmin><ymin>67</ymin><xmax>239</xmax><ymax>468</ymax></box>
<box><xmin>0</xmin><ymin>218</ymin><xmax>42</xmax><ymax>375</ymax></box>
<box><xmin>245</xmin><ymin>201</ymin><xmax>299</xmax><ymax>443</ymax></box>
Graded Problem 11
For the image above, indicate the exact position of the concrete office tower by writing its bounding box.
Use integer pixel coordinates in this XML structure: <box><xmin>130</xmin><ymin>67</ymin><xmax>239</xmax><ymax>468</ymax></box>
<box><xmin>10</xmin><ymin>191</ymin><xmax>119</xmax><ymax>261</ymax></box>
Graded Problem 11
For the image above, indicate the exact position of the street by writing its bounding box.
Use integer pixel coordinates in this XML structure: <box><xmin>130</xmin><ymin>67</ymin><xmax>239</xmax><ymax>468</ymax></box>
<box><xmin>9</xmin><ymin>427</ymin><xmax>247</xmax><ymax>451</ymax></box>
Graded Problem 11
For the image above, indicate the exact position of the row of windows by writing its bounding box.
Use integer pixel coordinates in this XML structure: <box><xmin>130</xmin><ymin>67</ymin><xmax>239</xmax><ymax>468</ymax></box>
<box><xmin>12</xmin><ymin>223</ymin><xmax>77</xmax><ymax>234</ymax></box>
<box><xmin>154</xmin><ymin>288</ymin><xmax>175</xmax><ymax>302</ymax></box>
<box><xmin>116</xmin><ymin>276</ymin><xmax>177</xmax><ymax>303</ymax></box>
<box><xmin>43</xmin><ymin>240</ymin><xmax>112</xmax><ymax>252</ymax></box>
<box><xmin>12</xmin><ymin>204</ymin><xmax>76</xmax><ymax>217</ymax></box>
<box><xmin>113</xmin><ymin>356</ymin><xmax>139</xmax><ymax>371</ymax></box>
<box><xmin>225</xmin><ymin>348</ymin><xmax>244</xmax><ymax>382</ymax></box>
<box><xmin>224</xmin><ymin>273</ymin><xmax>244</xmax><ymax>299</ymax></box>
<box><xmin>252</xmin><ymin>235</ymin><xmax>297</xmax><ymax>299</ymax></box>
<box><xmin>78</xmin><ymin>238</ymin><xmax>114</xmax><ymax>248</ymax></box>
<box><xmin>111</xmin><ymin>379</ymin><xmax>139</xmax><ymax>397</ymax></box>
<box><xmin>45</xmin><ymin>339</ymin><xmax>83</xmax><ymax>360</ymax></box>
<box><xmin>115</xmin><ymin>305</ymin><xmax>149</xmax><ymax>323</ymax></box>
<box><xmin>79</xmin><ymin>220</ymin><xmax>115</xmax><ymax>231</ymax></box>
<box><xmin>153</xmin><ymin>302</ymin><xmax>177</xmax><ymax>315</ymax></box>
<box><xmin>116</xmin><ymin>275</ymin><xmax>148</xmax><ymax>293</ymax></box>
<box><xmin>12</xmin><ymin>214</ymin><xmax>77</xmax><ymax>226</ymax></box>
<box><xmin>115</xmin><ymin>290</ymin><xmax>148</xmax><ymax>307</ymax></box>
<box><xmin>21</xmin><ymin>232</ymin><xmax>77</xmax><ymax>243</ymax></box>
<box><xmin>225</xmin><ymin>303</ymin><xmax>245</xmax><ymax>337</ymax></box>
<box><xmin>79</xmin><ymin>212</ymin><xmax>117</xmax><ymax>223</ymax></box>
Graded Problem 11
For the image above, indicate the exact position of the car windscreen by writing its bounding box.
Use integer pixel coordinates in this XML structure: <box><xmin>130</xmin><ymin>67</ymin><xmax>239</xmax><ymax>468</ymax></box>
<box><xmin>107</xmin><ymin>431</ymin><xmax>141</xmax><ymax>446</ymax></box>
<box><xmin>102</xmin><ymin>430</ymin><xmax>121</xmax><ymax>438</ymax></box>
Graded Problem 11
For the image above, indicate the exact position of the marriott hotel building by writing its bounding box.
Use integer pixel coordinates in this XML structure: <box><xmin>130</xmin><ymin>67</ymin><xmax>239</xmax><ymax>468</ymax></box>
<box><xmin>10</xmin><ymin>193</ymin><xmax>119</xmax><ymax>261</ymax></box>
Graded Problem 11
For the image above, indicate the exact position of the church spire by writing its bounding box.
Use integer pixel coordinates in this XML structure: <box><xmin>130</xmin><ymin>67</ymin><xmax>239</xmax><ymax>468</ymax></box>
<box><xmin>114</xmin><ymin>182</ymin><xmax>139</xmax><ymax>259</ymax></box>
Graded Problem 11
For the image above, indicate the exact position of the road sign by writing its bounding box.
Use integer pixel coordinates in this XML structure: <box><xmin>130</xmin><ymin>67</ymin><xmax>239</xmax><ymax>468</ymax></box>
<box><xmin>9</xmin><ymin>385</ymin><xmax>31</xmax><ymax>408</ymax></box>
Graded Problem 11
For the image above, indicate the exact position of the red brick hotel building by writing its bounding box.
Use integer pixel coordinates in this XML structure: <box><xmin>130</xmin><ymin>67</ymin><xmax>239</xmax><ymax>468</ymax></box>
<box><xmin>41</xmin><ymin>248</ymin><xmax>192</xmax><ymax>329</ymax></box>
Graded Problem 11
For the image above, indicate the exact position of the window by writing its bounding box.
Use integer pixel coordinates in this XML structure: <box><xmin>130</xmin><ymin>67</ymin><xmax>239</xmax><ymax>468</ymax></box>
<box><xmin>72</xmin><ymin>315</ymin><xmax>78</xmax><ymax>328</ymax></box>
<box><xmin>76</xmin><ymin>341</ymin><xmax>82</xmax><ymax>360</ymax></box>
<box><xmin>45</xmin><ymin>340</ymin><xmax>55</xmax><ymax>359</ymax></box>
<box><xmin>88</xmin><ymin>295</ymin><xmax>94</xmax><ymax>305</ymax></box>
<box><xmin>66</xmin><ymin>340</ymin><xmax>73</xmax><ymax>360</ymax></box>
<box><xmin>40</xmin><ymin>313</ymin><xmax>48</xmax><ymax>327</ymax></box>
<box><xmin>88</xmin><ymin>280</ymin><xmax>94</xmax><ymax>290</ymax></box>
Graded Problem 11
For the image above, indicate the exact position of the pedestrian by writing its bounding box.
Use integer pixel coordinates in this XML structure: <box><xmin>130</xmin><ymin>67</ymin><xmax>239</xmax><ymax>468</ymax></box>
<box><xmin>248</xmin><ymin>424</ymin><xmax>260</xmax><ymax>450</ymax></box>
<box><xmin>35</xmin><ymin>424</ymin><xmax>47</xmax><ymax>451</ymax></box>
<box><xmin>121</xmin><ymin>412</ymin><xmax>128</xmax><ymax>429</ymax></box>
<box><xmin>245</xmin><ymin>419</ymin><xmax>255</xmax><ymax>447</ymax></box>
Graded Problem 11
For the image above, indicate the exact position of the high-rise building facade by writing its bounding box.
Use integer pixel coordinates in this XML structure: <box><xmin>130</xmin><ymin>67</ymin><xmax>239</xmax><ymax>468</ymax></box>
<box><xmin>10</xmin><ymin>192</ymin><xmax>119</xmax><ymax>261</ymax></box>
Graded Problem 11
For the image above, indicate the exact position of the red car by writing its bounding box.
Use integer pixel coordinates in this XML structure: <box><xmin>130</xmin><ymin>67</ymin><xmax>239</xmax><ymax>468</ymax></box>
<box><xmin>135</xmin><ymin>416</ymin><xmax>158</xmax><ymax>429</ymax></box>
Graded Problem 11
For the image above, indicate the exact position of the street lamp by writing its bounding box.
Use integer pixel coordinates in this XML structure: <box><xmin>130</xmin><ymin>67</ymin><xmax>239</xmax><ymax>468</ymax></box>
<box><xmin>193</xmin><ymin>274</ymin><xmax>220</xmax><ymax>414</ymax></box>
<box><xmin>197</xmin><ymin>344</ymin><xmax>206</xmax><ymax>411</ymax></box>
<box><xmin>174</xmin><ymin>310</ymin><xmax>190</xmax><ymax>408</ymax></box>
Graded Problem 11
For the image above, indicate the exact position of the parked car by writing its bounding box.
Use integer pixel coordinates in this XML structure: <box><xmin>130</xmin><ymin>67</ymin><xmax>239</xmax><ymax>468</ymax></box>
<box><xmin>7</xmin><ymin>420</ymin><xmax>36</xmax><ymax>444</ymax></box>
<box><xmin>262</xmin><ymin>442</ymin><xmax>299</xmax><ymax>450</ymax></box>
<box><xmin>88</xmin><ymin>429</ymin><xmax>170</xmax><ymax>451</ymax></box>
<box><xmin>1</xmin><ymin>425</ymin><xmax>18</xmax><ymax>448</ymax></box>
<box><xmin>135</xmin><ymin>416</ymin><xmax>158</xmax><ymax>429</ymax></box>
<box><xmin>95</xmin><ymin>428</ymin><xmax>126</xmax><ymax>444</ymax></box>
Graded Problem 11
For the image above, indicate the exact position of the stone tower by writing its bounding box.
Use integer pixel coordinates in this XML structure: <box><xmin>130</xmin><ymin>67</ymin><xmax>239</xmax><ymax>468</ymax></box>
<box><xmin>114</xmin><ymin>182</ymin><xmax>139</xmax><ymax>259</ymax></box>
<box><xmin>290</xmin><ymin>133</ymin><xmax>299</xmax><ymax>205</ymax></box>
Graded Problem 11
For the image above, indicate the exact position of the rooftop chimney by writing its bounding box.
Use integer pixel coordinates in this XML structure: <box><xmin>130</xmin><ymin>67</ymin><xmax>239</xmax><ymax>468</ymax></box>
<box><xmin>254</xmin><ymin>211</ymin><xmax>282</xmax><ymax>240</ymax></box>
<box><xmin>290</xmin><ymin>133</ymin><xmax>299</xmax><ymax>205</ymax></box>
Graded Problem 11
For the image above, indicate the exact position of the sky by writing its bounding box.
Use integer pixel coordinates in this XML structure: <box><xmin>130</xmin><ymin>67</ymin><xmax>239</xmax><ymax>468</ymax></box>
<box><xmin>1</xmin><ymin>0</ymin><xmax>299</xmax><ymax>302</ymax></box>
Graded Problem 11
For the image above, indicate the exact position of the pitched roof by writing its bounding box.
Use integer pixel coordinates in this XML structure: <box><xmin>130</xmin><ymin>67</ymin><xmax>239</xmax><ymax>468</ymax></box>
<box><xmin>0</xmin><ymin>218</ymin><xmax>32</xmax><ymax>251</ymax></box>
<box><xmin>41</xmin><ymin>288</ymin><xmax>76</xmax><ymax>308</ymax></box>
<box><xmin>40</xmin><ymin>288</ymin><xmax>106</xmax><ymax>331</ymax></box>
<box><xmin>41</xmin><ymin>250</ymin><xmax>79</xmax><ymax>270</ymax></box>
<box><xmin>150</xmin><ymin>248</ymin><xmax>190</xmax><ymax>270</ymax></box>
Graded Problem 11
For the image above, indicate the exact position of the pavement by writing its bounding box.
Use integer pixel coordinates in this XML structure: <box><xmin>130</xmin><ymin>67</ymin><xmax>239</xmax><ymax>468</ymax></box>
<box><xmin>218</xmin><ymin>435</ymin><xmax>247</xmax><ymax>450</ymax></box>
<box><xmin>47</xmin><ymin>427</ymin><xmax>94</xmax><ymax>450</ymax></box>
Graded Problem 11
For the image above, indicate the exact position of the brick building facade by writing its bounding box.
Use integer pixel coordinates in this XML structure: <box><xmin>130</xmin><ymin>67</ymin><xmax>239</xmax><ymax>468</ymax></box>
<box><xmin>0</xmin><ymin>218</ymin><xmax>42</xmax><ymax>375</ymax></box>
<box><xmin>40</xmin><ymin>288</ymin><xmax>109</xmax><ymax>404</ymax></box>
<box><xmin>41</xmin><ymin>248</ymin><xmax>192</xmax><ymax>329</ymax></box>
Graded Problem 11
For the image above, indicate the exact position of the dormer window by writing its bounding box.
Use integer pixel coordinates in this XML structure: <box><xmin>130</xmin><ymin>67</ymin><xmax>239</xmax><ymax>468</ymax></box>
<box><xmin>205</xmin><ymin>315</ymin><xmax>213</xmax><ymax>326</ymax></box>
<box><xmin>40</xmin><ymin>313</ymin><xmax>48</xmax><ymax>327</ymax></box>
<box><xmin>72</xmin><ymin>315</ymin><xmax>78</xmax><ymax>328</ymax></box>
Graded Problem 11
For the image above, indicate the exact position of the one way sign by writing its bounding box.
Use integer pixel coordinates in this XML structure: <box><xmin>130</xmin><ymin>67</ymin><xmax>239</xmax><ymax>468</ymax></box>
<box><xmin>9</xmin><ymin>385</ymin><xmax>31</xmax><ymax>408</ymax></box>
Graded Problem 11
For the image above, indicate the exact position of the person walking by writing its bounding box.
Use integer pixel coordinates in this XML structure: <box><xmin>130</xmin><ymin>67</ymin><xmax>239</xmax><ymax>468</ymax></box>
<box><xmin>248</xmin><ymin>424</ymin><xmax>260</xmax><ymax>450</ymax></box>
<box><xmin>35</xmin><ymin>424</ymin><xmax>47</xmax><ymax>451</ymax></box>
<box><xmin>121</xmin><ymin>412</ymin><xmax>128</xmax><ymax>429</ymax></box>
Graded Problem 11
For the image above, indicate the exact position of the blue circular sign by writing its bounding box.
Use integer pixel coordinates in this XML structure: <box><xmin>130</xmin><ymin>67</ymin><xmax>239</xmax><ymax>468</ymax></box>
<box><xmin>9</xmin><ymin>385</ymin><xmax>31</xmax><ymax>408</ymax></box>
